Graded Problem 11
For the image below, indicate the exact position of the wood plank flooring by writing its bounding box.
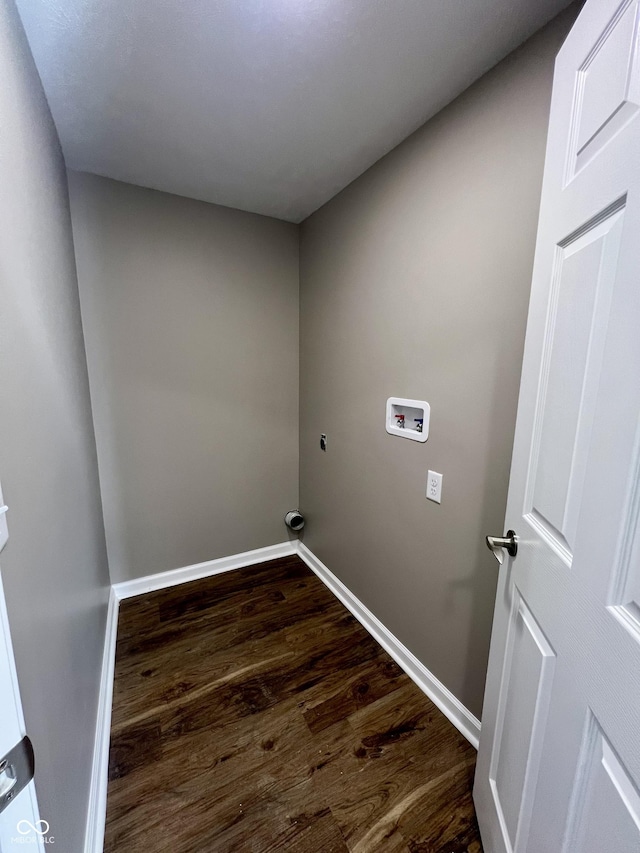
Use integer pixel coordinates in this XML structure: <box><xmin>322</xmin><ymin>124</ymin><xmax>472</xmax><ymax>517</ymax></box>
<box><xmin>105</xmin><ymin>556</ymin><xmax>483</xmax><ymax>852</ymax></box>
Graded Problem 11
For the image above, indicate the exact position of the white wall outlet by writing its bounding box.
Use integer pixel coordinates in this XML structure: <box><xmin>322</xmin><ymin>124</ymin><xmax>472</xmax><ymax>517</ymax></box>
<box><xmin>427</xmin><ymin>470</ymin><xmax>442</xmax><ymax>504</ymax></box>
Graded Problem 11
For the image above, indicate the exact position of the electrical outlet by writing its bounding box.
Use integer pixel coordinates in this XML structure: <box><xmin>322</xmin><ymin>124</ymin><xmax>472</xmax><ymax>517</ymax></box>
<box><xmin>427</xmin><ymin>471</ymin><xmax>442</xmax><ymax>504</ymax></box>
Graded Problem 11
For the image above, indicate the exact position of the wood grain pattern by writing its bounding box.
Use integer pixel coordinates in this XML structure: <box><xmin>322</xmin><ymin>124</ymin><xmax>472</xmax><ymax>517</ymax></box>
<box><xmin>105</xmin><ymin>556</ymin><xmax>483</xmax><ymax>852</ymax></box>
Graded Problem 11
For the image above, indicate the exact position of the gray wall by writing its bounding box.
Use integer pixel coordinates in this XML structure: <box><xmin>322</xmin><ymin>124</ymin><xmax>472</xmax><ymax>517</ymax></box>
<box><xmin>299</xmin><ymin>9</ymin><xmax>577</xmax><ymax>718</ymax></box>
<box><xmin>0</xmin><ymin>1</ymin><xmax>110</xmax><ymax>849</ymax></box>
<box><xmin>69</xmin><ymin>173</ymin><xmax>300</xmax><ymax>584</ymax></box>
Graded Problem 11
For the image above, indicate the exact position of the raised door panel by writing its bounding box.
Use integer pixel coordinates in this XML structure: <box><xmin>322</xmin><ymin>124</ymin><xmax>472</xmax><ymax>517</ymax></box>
<box><xmin>563</xmin><ymin>713</ymin><xmax>640</xmax><ymax>853</ymax></box>
<box><xmin>490</xmin><ymin>597</ymin><xmax>556</xmax><ymax>852</ymax></box>
<box><xmin>524</xmin><ymin>204</ymin><xmax>624</xmax><ymax>564</ymax></box>
<box><xmin>568</xmin><ymin>0</ymin><xmax>640</xmax><ymax>177</ymax></box>
<box><xmin>610</xmin><ymin>470</ymin><xmax>640</xmax><ymax>643</ymax></box>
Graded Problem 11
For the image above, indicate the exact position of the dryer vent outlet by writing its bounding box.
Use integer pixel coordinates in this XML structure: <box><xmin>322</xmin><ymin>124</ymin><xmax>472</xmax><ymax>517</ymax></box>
<box><xmin>284</xmin><ymin>510</ymin><xmax>305</xmax><ymax>532</ymax></box>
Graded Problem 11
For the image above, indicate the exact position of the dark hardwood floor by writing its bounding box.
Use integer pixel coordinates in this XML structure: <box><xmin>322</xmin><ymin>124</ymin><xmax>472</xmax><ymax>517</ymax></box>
<box><xmin>105</xmin><ymin>556</ymin><xmax>483</xmax><ymax>852</ymax></box>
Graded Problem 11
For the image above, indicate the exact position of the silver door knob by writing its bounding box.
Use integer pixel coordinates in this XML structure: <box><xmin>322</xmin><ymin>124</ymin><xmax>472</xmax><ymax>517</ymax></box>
<box><xmin>486</xmin><ymin>530</ymin><xmax>518</xmax><ymax>564</ymax></box>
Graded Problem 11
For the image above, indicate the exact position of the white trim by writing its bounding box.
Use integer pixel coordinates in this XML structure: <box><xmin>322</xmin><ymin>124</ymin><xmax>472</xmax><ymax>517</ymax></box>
<box><xmin>112</xmin><ymin>541</ymin><xmax>297</xmax><ymax>601</ymax></box>
<box><xmin>83</xmin><ymin>587</ymin><xmax>119</xmax><ymax>853</ymax></box>
<box><xmin>294</xmin><ymin>542</ymin><xmax>481</xmax><ymax>749</ymax></box>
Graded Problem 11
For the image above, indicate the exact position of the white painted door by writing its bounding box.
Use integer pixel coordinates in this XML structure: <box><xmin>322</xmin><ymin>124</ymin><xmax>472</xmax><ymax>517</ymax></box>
<box><xmin>474</xmin><ymin>1</ymin><xmax>640</xmax><ymax>851</ymax></box>
<box><xmin>0</xmin><ymin>563</ymin><xmax>43</xmax><ymax>851</ymax></box>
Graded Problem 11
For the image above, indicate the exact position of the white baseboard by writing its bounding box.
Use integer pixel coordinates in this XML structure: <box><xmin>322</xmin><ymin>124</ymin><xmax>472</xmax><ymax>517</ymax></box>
<box><xmin>84</xmin><ymin>586</ymin><xmax>119</xmax><ymax>853</ymax></box>
<box><xmin>112</xmin><ymin>541</ymin><xmax>297</xmax><ymax>600</ymax></box>
<box><xmin>294</xmin><ymin>542</ymin><xmax>481</xmax><ymax>749</ymax></box>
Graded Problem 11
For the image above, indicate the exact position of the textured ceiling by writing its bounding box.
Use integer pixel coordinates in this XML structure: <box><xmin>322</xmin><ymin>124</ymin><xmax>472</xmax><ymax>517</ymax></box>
<box><xmin>17</xmin><ymin>0</ymin><xmax>571</xmax><ymax>222</ymax></box>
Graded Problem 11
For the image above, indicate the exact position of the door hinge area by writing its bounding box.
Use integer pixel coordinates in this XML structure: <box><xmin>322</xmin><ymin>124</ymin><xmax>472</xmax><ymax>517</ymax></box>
<box><xmin>0</xmin><ymin>737</ymin><xmax>34</xmax><ymax>815</ymax></box>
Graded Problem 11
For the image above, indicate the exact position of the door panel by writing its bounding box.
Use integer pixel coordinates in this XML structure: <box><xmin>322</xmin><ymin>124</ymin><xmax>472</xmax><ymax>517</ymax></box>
<box><xmin>611</xmin><ymin>491</ymin><xmax>640</xmax><ymax>637</ymax></box>
<box><xmin>474</xmin><ymin>1</ymin><xmax>640</xmax><ymax>850</ymax></box>
<box><xmin>490</xmin><ymin>597</ymin><xmax>555</xmax><ymax>851</ymax></box>
<box><xmin>563</xmin><ymin>713</ymin><xmax>640</xmax><ymax>853</ymax></box>
<box><xmin>526</xmin><ymin>203</ymin><xmax>624</xmax><ymax>562</ymax></box>
<box><xmin>570</xmin><ymin>0</ymin><xmax>640</xmax><ymax>176</ymax></box>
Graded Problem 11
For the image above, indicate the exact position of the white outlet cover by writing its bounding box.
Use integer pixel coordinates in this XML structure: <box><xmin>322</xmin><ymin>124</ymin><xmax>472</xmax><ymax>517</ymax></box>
<box><xmin>427</xmin><ymin>470</ymin><xmax>443</xmax><ymax>504</ymax></box>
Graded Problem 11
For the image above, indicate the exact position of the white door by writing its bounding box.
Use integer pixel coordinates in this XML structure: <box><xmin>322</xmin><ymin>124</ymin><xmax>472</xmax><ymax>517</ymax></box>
<box><xmin>0</xmin><ymin>508</ymin><xmax>43</xmax><ymax>851</ymax></box>
<box><xmin>474</xmin><ymin>0</ymin><xmax>640</xmax><ymax>851</ymax></box>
